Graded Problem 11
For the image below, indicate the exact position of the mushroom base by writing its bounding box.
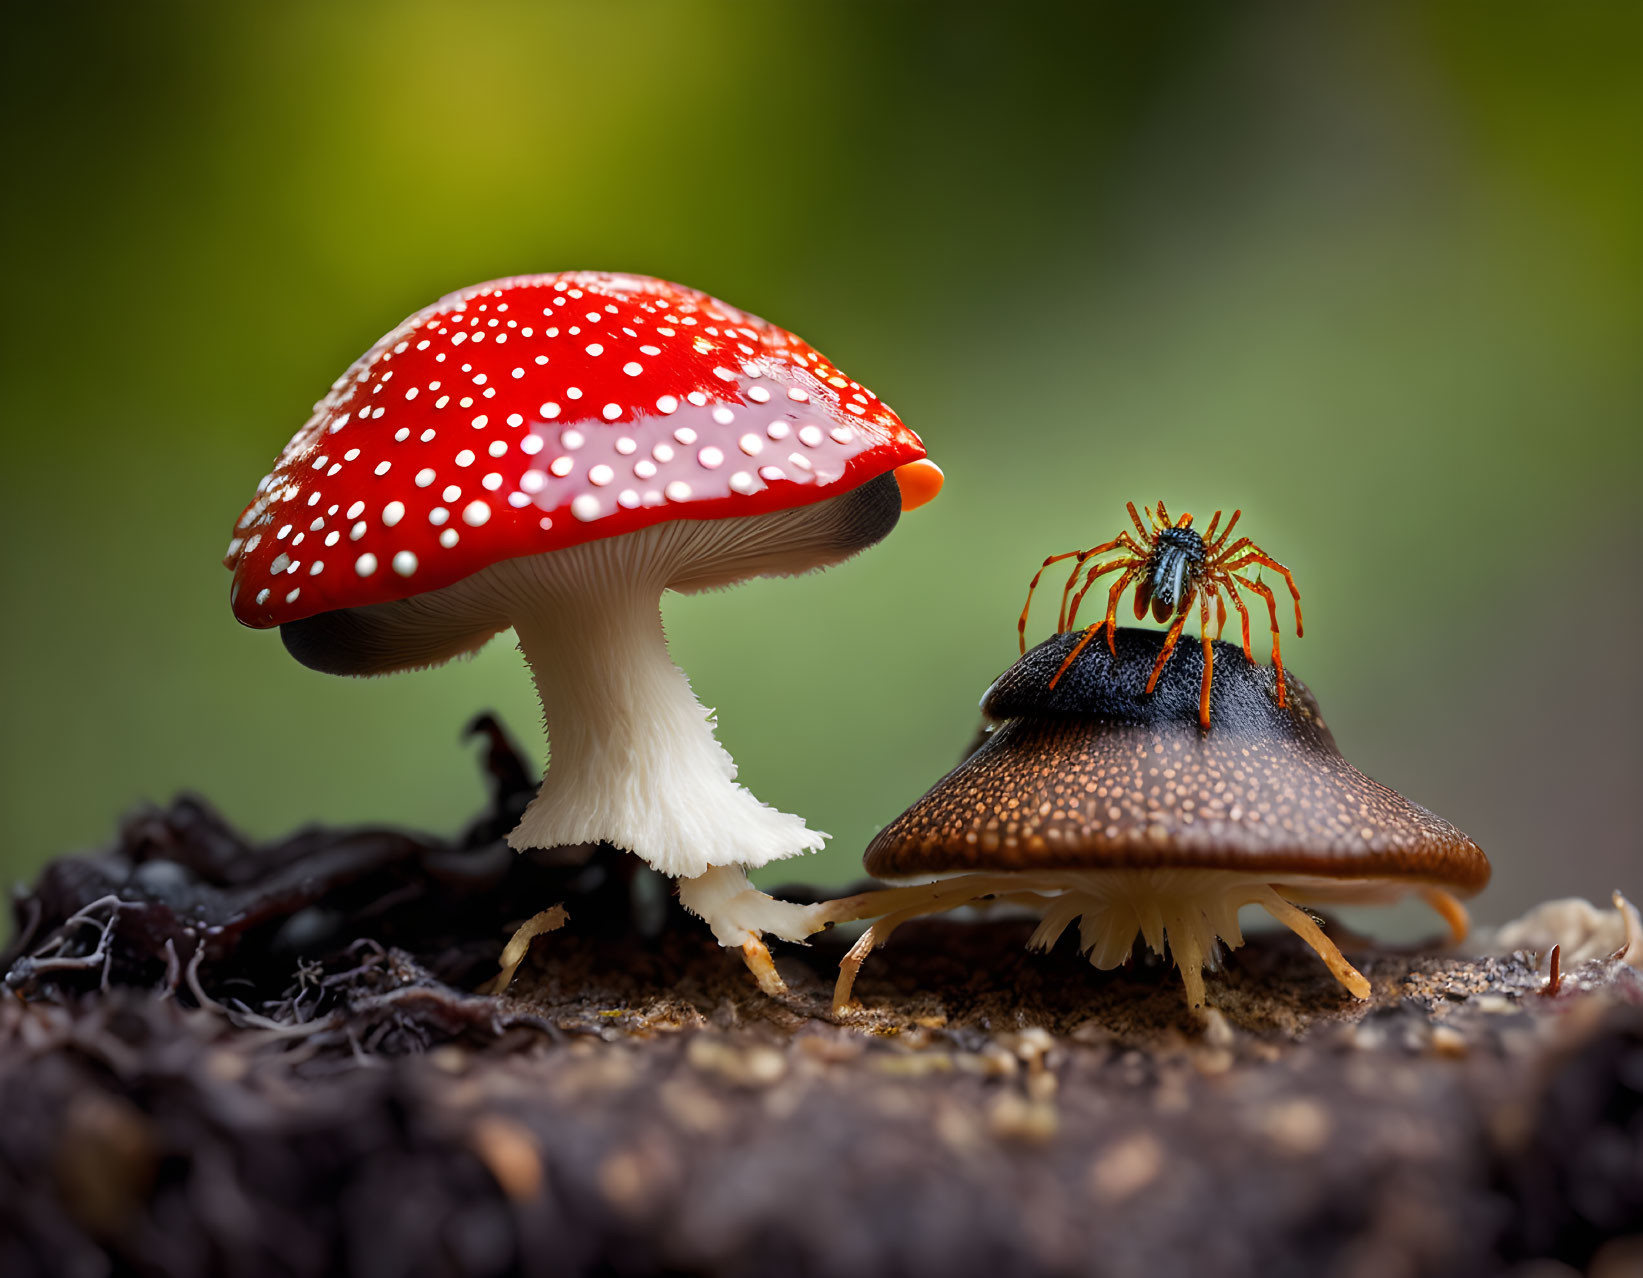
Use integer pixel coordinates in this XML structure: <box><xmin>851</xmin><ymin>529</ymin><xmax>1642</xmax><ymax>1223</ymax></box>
<box><xmin>814</xmin><ymin>870</ymin><xmax>1463</xmax><ymax>1013</ymax></box>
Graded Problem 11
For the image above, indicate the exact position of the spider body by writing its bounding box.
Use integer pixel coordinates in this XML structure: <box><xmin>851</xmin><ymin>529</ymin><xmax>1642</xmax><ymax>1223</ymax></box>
<box><xmin>1017</xmin><ymin>501</ymin><xmax>1303</xmax><ymax>730</ymax></box>
<box><xmin>1135</xmin><ymin>525</ymin><xmax>1208</xmax><ymax>622</ymax></box>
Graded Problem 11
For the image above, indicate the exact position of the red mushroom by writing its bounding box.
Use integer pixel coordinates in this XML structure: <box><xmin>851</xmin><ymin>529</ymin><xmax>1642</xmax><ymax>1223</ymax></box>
<box><xmin>225</xmin><ymin>272</ymin><xmax>941</xmax><ymax>990</ymax></box>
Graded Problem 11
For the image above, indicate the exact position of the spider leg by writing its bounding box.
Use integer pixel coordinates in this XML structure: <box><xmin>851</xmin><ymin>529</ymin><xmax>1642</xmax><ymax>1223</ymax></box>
<box><xmin>1218</xmin><ymin>572</ymin><xmax>1256</xmax><ymax>662</ymax></box>
<box><xmin>1196</xmin><ymin>587</ymin><xmax>1215</xmax><ymax>729</ymax></box>
<box><xmin>1155</xmin><ymin>500</ymin><xmax>1170</xmax><ymax>528</ymax></box>
<box><xmin>1061</xmin><ymin>535</ymin><xmax>1148</xmax><ymax>630</ymax></box>
<box><xmin>1213</xmin><ymin>537</ymin><xmax>1254</xmax><ymax>565</ymax></box>
<box><xmin>1214</xmin><ymin>588</ymin><xmax>1227</xmax><ymax>640</ymax></box>
<box><xmin>1056</xmin><ymin>554</ymin><xmax>1094</xmax><ymax>632</ymax></box>
<box><xmin>1051</xmin><ymin>536</ymin><xmax>1124</xmax><ymax>628</ymax></box>
<box><xmin>1235</xmin><ymin>573</ymin><xmax>1289</xmax><ymax>708</ymax></box>
<box><xmin>1203</xmin><ymin>509</ymin><xmax>1223</xmax><ymax>545</ymax></box>
<box><xmin>1239</xmin><ymin>551</ymin><xmax>1303</xmax><ymax>637</ymax></box>
<box><xmin>1127</xmin><ymin>502</ymin><xmax>1152</xmax><ymax>544</ymax></box>
<box><xmin>1049</xmin><ymin>620</ymin><xmax>1109</xmax><ymax>689</ymax></box>
<box><xmin>1144</xmin><ymin>596</ymin><xmax>1194</xmax><ymax>696</ymax></box>
<box><xmin>1100</xmin><ymin>565</ymin><xmax>1142</xmax><ymax>655</ymax></box>
<box><xmin>1067</xmin><ymin>556</ymin><xmax>1138</xmax><ymax>630</ymax></box>
<box><xmin>1019</xmin><ymin>550</ymin><xmax>1087</xmax><ymax>654</ymax></box>
<box><xmin>1211</xmin><ymin>509</ymin><xmax>1242</xmax><ymax>552</ymax></box>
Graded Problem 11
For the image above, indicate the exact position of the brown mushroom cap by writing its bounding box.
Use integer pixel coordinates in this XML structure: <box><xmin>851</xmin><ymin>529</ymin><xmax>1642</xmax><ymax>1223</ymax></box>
<box><xmin>865</xmin><ymin>628</ymin><xmax>1489</xmax><ymax>892</ymax></box>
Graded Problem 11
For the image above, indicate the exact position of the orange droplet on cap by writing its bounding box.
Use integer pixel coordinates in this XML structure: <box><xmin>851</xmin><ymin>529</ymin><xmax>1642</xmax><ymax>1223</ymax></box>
<box><xmin>894</xmin><ymin>459</ymin><xmax>944</xmax><ymax>511</ymax></box>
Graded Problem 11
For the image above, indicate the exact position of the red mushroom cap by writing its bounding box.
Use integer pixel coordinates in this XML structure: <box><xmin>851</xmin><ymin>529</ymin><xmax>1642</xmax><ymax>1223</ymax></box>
<box><xmin>226</xmin><ymin>272</ymin><xmax>929</xmax><ymax>627</ymax></box>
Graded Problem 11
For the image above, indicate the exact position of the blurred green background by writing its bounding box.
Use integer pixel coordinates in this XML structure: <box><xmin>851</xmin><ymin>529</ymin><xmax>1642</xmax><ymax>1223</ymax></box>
<box><xmin>3</xmin><ymin>2</ymin><xmax>1638</xmax><ymax>930</ymax></box>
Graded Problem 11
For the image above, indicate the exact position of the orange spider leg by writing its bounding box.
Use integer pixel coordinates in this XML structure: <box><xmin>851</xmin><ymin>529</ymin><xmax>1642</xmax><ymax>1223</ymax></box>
<box><xmin>1218</xmin><ymin>572</ymin><xmax>1256</xmax><ymax>662</ymax></box>
<box><xmin>1195</xmin><ymin>587</ymin><xmax>1216</xmax><ymax>730</ymax></box>
<box><xmin>1144</xmin><ymin>596</ymin><xmax>1195</xmax><ymax>695</ymax></box>
<box><xmin>1203</xmin><ymin>509</ymin><xmax>1224</xmax><ymax>545</ymax></box>
<box><xmin>1235</xmin><ymin>573</ymin><xmax>1289</xmax><ymax>707</ymax></box>
<box><xmin>1049</xmin><ymin>619</ymin><xmax>1109</xmax><ymax>689</ymax></box>
<box><xmin>1060</xmin><ymin>534</ymin><xmax>1146</xmax><ymax>629</ymax></box>
<box><xmin>1100</xmin><ymin>565</ymin><xmax>1142</xmax><ymax>654</ymax></box>
<box><xmin>1214</xmin><ymin>537</ymin><xmax>1254</xmax><ymax>565</ymax></box>
<box><xmin>1127</xmin><ymin>502</ymin><xmax>1152</xmax><ymax>543</ymax></box>
<box><xmin>1051</xmin><ymin>564</ymin><xmax>1140</xmax><ymax>690</ymax></box>
<box><xmin>1211</xmin><ymin>509</ymin><xmax>1242</xmax><ymax>552</ymax></box>
<box><xmin>1018</xmin><ymin>550</ymin><xmax>1088</xmax><ymax>654</ymax></box>
<box><xmin>1056</xmin><ymin>554</ymin><xmax>1093</xmax><ymax>631</ymax></box>
<box><xmin>1230</xmin><ymin>551</ymin><xmax>1303</xmax><ymax>637</ymax></box>
<box><xmin>1066</xmin><ymin>556</ymin><xmax>1139</xmax><ymax>630</ymax></box>
<box><xmin>1214</xmin><ymin>588</ymin><xmax>1228</xmax><ymax>640</ymax></box>
<box><xmin>1154</xmin><ymin>500</ymin><xmax>1170</xmax><ymax>528</ymax></box>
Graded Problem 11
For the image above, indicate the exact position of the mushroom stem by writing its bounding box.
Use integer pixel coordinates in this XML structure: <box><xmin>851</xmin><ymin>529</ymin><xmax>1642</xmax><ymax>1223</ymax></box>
<box><xmin>502</xmin><ymin>563</ymin><xmax>825</xmax><ymax>885</ymax></box>
<box><xmin>676</xmin><ymin>863</ymin><xmax>831</xmax><ymax>949</ymax></box>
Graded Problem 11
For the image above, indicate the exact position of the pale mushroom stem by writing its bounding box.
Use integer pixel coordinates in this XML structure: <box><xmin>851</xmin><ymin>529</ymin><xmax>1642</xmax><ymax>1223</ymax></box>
<box><xmin>495</xmin><ymin>556</ymin><xmax>831</xmax><ymax>971</ymax></box>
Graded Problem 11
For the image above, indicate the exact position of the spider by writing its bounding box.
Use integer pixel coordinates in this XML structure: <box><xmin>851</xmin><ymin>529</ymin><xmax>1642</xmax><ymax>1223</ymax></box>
<box><xmin>1017</xmin><ymin>501</ymin><xmax>1303</xmax><ymax>730</ymax></box>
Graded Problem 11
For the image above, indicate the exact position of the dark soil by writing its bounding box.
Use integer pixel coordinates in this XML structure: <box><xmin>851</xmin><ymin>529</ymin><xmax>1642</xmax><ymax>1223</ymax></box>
<box><xmin>3</xmin><ymin>716</ymin><xmax>1640</xmax><ymax>1278</ymax></box>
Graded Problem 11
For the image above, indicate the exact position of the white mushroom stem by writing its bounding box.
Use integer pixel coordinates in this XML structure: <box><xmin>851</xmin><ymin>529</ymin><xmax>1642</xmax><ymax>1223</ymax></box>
<box><xmin>487</xmin><ymin>544</ymin><xmax>832</xmax><ymax>954</ymax></box>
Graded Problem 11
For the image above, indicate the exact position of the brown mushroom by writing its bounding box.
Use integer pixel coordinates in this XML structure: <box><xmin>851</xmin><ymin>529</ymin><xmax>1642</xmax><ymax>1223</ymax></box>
<box><xmin>823</xmin><ymin>627</ymin><xmax>1489</xmax><ymax>1011</ymax></box>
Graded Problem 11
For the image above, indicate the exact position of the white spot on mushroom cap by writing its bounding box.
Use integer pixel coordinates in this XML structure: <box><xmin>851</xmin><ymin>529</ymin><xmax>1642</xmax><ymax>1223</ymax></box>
<box><xmin>356</xmin><ymin>553</ymin><xmax>378</xmax><ymax>576</ymax></box>
<box><xmin>571</xmin><ymin>494</ymin><xmax>601</xmax><ymax>522</ymax></box>
<box><xmin>393</xmin><ymin>551</ymin><xmax>418</xmax><ymax>576</ymax></box>
<box><xmin>230</xmin><ymin>271</ymin><xmax>923</xmax><ymax>621</ymax></box>
<box><xmin>463</xmin><ymin>500</ymin><xmax>490</xmax><ymax>526</ymax></box>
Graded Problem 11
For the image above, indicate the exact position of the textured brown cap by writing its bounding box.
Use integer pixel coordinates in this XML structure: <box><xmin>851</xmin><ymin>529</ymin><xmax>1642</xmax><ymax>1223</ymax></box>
<box><xmin>865</xmin><ymin>628</ymin><xmax>1489</xmax><ymax>891</ymax></box>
